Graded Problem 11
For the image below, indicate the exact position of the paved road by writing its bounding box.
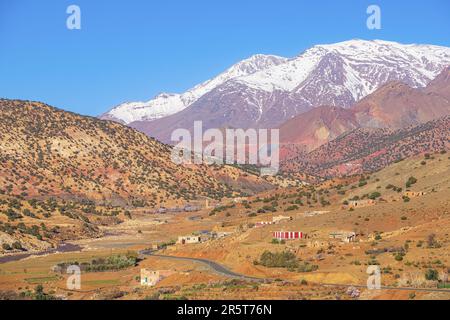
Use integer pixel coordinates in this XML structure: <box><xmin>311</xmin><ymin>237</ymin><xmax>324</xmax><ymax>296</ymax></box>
<box><xmin>321</xmin><ymin>282</ymin><xmax>450</xmax><ymax>294</ymax></box>
<box><xmin>140</xmin><ymin>250</ymin><xmax>450</xmax><ymax>294</ymax></box>
<box><xmin>139</xmin><ymin>250</ymin><xmax>263</xmax><ymax>281</ymax></box>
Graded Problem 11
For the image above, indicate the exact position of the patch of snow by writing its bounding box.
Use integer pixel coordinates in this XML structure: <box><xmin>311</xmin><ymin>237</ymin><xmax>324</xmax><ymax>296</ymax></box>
<box><xmin>102</xmin><ymin>39</ymin><xmax>450</xmax><ymax>124</ymax></box>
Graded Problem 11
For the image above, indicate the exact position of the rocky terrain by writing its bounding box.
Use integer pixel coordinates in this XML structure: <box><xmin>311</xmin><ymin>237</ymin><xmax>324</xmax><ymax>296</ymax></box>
<box><xmin>0</xmin><ymin>99</ymin><xmax>280</xmax><ymax>207</ymax></box>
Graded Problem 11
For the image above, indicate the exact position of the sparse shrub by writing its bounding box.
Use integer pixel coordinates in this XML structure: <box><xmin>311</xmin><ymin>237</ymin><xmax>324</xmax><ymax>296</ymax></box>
<box><xmin>406</xmin><ymin>177</ymin><xmax>417</xmax><ymax>188</ymax></box>
<box><xmin>394</xmin><ymin>253</ymin><xmax>404</xmax><ymax>261</ymax></box>
<box><xmin>12</xmin><ymin>241</ymin><xmax>23</xmax><ymax>250</ymax></box>
<box><xmin>425</xmin><ymin>269</ymin><xmax>439</xmax><ymax>281</ymax></box>
<box><xmin>368</xmin><ymin>192</ymin><xmax>381</xmax><ymax>200</ymax></box>
<box><xmin>258</xmin><ymin>251</ymin><xmax>298</xmax><ymax>269</ymax></box>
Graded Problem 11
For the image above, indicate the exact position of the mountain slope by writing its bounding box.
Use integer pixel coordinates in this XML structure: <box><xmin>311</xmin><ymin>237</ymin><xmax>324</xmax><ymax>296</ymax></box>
<box><xmin>282</xmin><ymin>116</ymin><xmax>450</xmax><ymax>177</ymax></box>
<box><xmin>0</xmin><ymin>99</ymin><xmax>277</xmax><ymax>207</ymax></box>
<box><xmin>127</xmin><ymin>40</ymin><xmax>450</xmax><ymax>143</ymax></box>
<box><xmin>425</xmin><ymin>66</ymin><xmax>450</xmax><ymax>98</ymax></box>
<box><xmin>353</xmin><ymin>81</ymin><xmax>450</xmax><ymax>129</ymax></box>
<box><xmin>279</xmin><ymin>106</ymin><xmax>359</xmax><ymax>152</ymax></box>
<box><xmin>279</xmin><ymin>66</ymin><xmax>450</xmax><ymax>154</ymax></box>
<box><xmin>100</xmin><ymin>54</ymin><xmax>288</xmax><ymax>124</ymax></box>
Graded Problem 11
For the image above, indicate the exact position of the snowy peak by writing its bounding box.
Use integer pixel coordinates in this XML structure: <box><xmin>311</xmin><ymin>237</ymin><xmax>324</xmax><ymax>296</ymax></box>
<box><xmin>236</xmin><ymin>39</ymin><xmax>450</xmax><ymax>97</ymax></box>
<box><xmin>101</xmin><ymin>39</ymin><xmax>450</xmax><ymax>128</ymax></box>
<box><xmin>101</xmin><ymin>94</ymin><xmax>184</xmax><ymax>124</ymax></box>
<box><xmin>100</xmin><ymin>54</ymin><xmax>287</xmax><ymax>124</ymax></box>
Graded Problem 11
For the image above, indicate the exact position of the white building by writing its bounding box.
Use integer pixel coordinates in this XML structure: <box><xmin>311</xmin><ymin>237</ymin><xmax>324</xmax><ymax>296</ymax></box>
<box><xmin>177</xmin><ymin>235</ymin><xmax>201</xmax><ymax>244</ymax></box>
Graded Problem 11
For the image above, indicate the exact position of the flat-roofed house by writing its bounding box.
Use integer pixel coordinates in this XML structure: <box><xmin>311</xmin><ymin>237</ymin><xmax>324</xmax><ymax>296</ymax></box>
<box><xmin>273</xmin><ymin>231</ymin><xmax>304</xmax><ymax>240</ymax></box>
<box><xmin>177</xmin><ymin>235</ymin><xmax>201</xmax><ymax>244</ymax></box>
<box><xmin>347</xmin><ymin>200</ymin><xmax>376</xmax><ymax>209</ymax></box>
<box><xmin>403</xmin><ymin>191</ymin><xmax>426</xmax><ymax>198</ymax></box>
<box><xmin>329</xmin><ymin>231</ymin><xmax>357</xmax><ymax>243</ymax></box>
<box><xmin>272</xmin><ymin>215</ymin><xmax>293</xmax><ymax>224</ymax></box>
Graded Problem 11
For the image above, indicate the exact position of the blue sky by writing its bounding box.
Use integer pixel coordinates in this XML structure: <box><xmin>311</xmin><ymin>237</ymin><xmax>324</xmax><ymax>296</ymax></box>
<box><xmin>1</xmin><ymin>0</ymin><xmax>449</xmax><ymax>116</ymax></box>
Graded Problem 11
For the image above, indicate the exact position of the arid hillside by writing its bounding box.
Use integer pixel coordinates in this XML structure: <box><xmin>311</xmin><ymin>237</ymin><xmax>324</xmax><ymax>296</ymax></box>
<box><xmin>279</xmin><ymin>106</ymin><xmax>359</xmax><ymax>153</ymax></box>
<box><xmin>0</xmin><ymin>99</ymin><xmax>275</xmax><ymax>207</ymax></box>
<box><xmin>156</xmin><ymin>152</ymin><xmax>450</xmax><ymax>299</ymax></box>
<box><xmin>282</xmin><ymin>116</ymin><xmax>450</xmax><ymax>177</ymax></box>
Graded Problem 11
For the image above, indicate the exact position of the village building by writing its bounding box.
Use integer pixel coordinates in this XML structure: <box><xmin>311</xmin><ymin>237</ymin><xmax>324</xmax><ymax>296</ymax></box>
<box><xmin>273</xmin><ymin>231</ymin><xmax>305</xmax><ymax>240</ymax></box>
<box><xmin>403</xmin><ymin>191</ymin><xmax>426</xmax><ymax>198</ymax></box>
<box><xmin>232</xmin><ymin>197</ymin><xmax>248</xmax><ymax>204</ymax></box>
<box><xmin>256</xmin><ymin>215</ymin><xmax>293</xmax><ymax>228</ymax></box>
<box><xmin>177</xmin><ymin>235</ymin><xmax>202</xmax><ymax>245</ymax></box>
<box><xmin>346</xmin><ymin>199</ymin><xmax>376</xmax><ymax>209</ymax></box>
<box><xmin>329</xmin><ymin>231</ymin><xmax>357</xmax><ymax>243</ymax></box>
<box><xmin>212</xmin><ymin>231</ymin><xmax>232</xmax><ymax>239</ymax></box>
<box><xmin>303</xmin><ymin>210</ymin><xmax>329</xmax><ymax>217</ymax></box>
<box><xmin>272</xmin><ymin>215</ymin><xmax>293</xmax><ymax>224</ymax></box>
<box><xmin>255</xmin><ymin>221</ymin><xmax>273</xmax><ymax>228</ymax></box>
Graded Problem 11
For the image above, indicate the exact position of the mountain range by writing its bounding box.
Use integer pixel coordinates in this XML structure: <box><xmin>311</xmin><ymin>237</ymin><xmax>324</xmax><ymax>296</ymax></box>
<box><xmin>100</xmin><ymin>39</ymin><xmax>450</xmax><ymax>144</ymax></box>
<box><xmin>279</xmin><ymin>66</ymin><xmax>450</xmax><ymax>152</ymax></box>
<box><xmin>280</xmin><ymin>66</ymin><xmax>450</xmax><ymax>176</ymax></box>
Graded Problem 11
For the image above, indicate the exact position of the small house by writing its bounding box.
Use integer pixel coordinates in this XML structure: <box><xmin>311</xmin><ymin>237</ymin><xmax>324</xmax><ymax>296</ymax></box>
<box><xmin>273</xmin><ymin>231</ymin><xmax>305</xmax><ymax>240</ymax></box>
<box><xmin>329</xmin><ymin>231</ymin><xmax>357</xmax><ymax>243</ymax></box>
<box><xmin>213</xmin><ymin>231</ymin><xmax>232</xmax><ymax>239</ymax></box>
<box><xmin>346</xmin><ymin>200</ymin><xmax>376</xmax><ymax>209</ymax></box>
<box><xmin>272</xmin><ymin>215</ymin><xmax>293</xmax><ymax>224</ymax></box>
<box><xmin>255</xmin><ymin>221</ymin><xmax>273</xmax><ymax>228</ymax></box>
<box><xmin>177</xmin><ymin>235</ymin><xmax>202</xmax><ymax>245</ymax></box>
<box><xmin>403</xmin><ymin>191</ymin><xmax>426</xmax><ymax>198</ymax></box>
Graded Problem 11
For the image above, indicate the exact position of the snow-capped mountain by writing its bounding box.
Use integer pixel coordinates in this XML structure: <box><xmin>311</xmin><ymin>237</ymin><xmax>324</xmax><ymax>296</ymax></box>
<box><xmin>101</xmin><ymin>39</ymin><xmax>450</xmax><ymax>143</ymax></box>
<box><xmin>100</xmin><ymin>54</ymin><xmax>288</xmax><ymax>124</ymax></box>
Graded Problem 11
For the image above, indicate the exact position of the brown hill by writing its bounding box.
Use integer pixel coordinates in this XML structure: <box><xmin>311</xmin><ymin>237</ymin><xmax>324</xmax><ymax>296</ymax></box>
<box><xmin>282</xmin><ymin>116</ymin><xmax>450</xmax><ymax>177</ymax></box>
<box><xmin>0</xmin><ymin>99</ymin><xmax>274</xmax><ymax>207</ymax></box>
<box><xmin>279</xmin><ymin>106</ymin><xmax>358</xmax><ymax>152</ymax></box>
<box><xmin>353</xmin><ymin>81</ymin><xmax>450</xmax><ymax>129</ymax></box>
<box><xmin>280</xmin><ymin>67</ymin><xmax>450</xmax><ymax>153</ymax></box>
<box><xmin>425</xmin><ymin>66</ymin><xmax>450</xmax><ymax>98</ymax></box>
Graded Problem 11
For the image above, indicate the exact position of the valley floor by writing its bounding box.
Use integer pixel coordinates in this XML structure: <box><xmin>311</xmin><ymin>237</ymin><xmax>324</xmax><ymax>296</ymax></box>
<box><xmin>1</xmin><ymin>154</ymin><xmax>450</xmax><ymax>300</ymax></box>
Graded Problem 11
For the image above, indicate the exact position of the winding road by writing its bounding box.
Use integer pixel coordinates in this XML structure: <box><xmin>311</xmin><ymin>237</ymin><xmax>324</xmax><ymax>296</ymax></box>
<box><xmin>139</xmin><ymin>250</ymin><xmax>450</xmax><ymax>294</ymax></box>
<box><xmin>139</xmin><ymin>249</ymin><xmax>263</xmax><ymax>281</ymax></box>
<box><xmin>2</xmin><ymin>246</ymin><xmax>448</xmax><ymax>294</ymax></box>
